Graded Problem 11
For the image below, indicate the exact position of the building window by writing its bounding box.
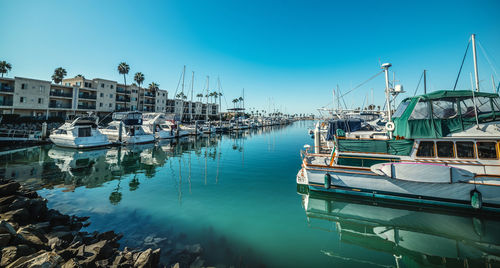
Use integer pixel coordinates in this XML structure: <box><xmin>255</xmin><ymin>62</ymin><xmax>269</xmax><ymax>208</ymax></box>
<box><xmin>100</xmin><ymin>103</ymin><xmax>103</xmax><ymax>107</ymax></box>
<box><xmin>20</xmin><ymin>97</ymin><xmax>25</xmax><ymax>103</ymax></box>
<box><xmin>100</xmin><ymin>93</ymin><xmax>104</xmax><ymax>97</ymax></box>
<box><xmin>477</xmin><ymin>142</ymin><xmax>498</xmax><ymax>159</ymax></box>
<box><xmin>110</xmin><ymin>94</ymin><xmax>113</xmax><ymax>98</ymax></box>
<box><xmin>101</xmin><ymin>83</ymin><xmax>105</xmax><ymax>88</ymax></box>
<box><xmin>76</xmin><ymin>82</ymin><xmax>81</xmax><ymax>86</ymax></box>
<box><xmin>110</xmin><ymin>85</ymin><xmax>114</xmax><ymax>89</ymax></box>
<box><xmin>39</xmin><ymin>86</ymin><xmax>45</xmax><ymax>92</ymax></box>
<box><xmin>38</xmin><ymin>98</ymin><xmax>43</xmax><ymax>104</ymax></box>
<box><xmin>65</xmin><ymin>83</ymin><xmax>70</xmax><ymax>86</ymax></box>
<box><xmin>21</xmin><ymin>83</ymin><xmax>26</xmax><ymax>89</ymax></box>
<box><xmin>109</xmin><ymin>103</ymin><xmax>112</xmax><ymax>108</ymax></box>
<box><xmin>416</xmin><ymin>141</ymin><xmax>435</xmax><ymax>157</ymax></box>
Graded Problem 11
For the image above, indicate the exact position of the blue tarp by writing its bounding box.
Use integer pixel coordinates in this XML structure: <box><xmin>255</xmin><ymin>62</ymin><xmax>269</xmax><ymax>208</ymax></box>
<box><xmin>326</xmin><ymin>119</ymin><xmax>363</xmax><ymax>140</ymax></box>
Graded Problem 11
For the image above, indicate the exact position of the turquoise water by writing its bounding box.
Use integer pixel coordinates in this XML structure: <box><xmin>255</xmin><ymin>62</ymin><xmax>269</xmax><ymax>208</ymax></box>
<box><xmin>1</xmin><ymin>121</ymin><xmax>499</xmax><ymax>267</ymax></box>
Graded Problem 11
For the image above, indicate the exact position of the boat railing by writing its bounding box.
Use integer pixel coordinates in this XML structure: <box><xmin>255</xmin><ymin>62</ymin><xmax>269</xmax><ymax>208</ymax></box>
<box><xmin>0</xmin><ymin>128</ymin><xmax>42</xmax><ymax>140</ymax></box>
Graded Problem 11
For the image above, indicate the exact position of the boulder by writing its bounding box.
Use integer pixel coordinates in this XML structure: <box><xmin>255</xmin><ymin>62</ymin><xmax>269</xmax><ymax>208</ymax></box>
<box><xmin>1</xmin><ymin>208</ymin><xmax>30</xmax><ymax>224</ymax></box>
<box><xmin>5</xmin><ymin>250</ymin><xmax>63</xmax><ymax>268</ymax></box>
<box><xmin>0</xmin><ymin>220</ymin><xmax>17</xmax><ymax>235</ymax></box>
<box><xmin>0</xmin><ymin>182</ymin><xmax>20</xmax><ymax>197</ymax></box>
<box><xmin>85</xmin><ymin>240</ymin><xmax>114</xmax><ymax>261</ymax></box>
<box><xmin>0</xmin><ymin>233</ymin><xmax>11</xmax><ymax>246</ymax></box>
<box><xmin>62</xmin><ymin>258</ymin><xmax>82</xmax><ymax>268</ymax></box>
<box><xmin>17</xmin><ymin>225</ymin><xmax>48</xmax><ymax>247</ymax></box>
<box><xmin>1</xmin><ymin>245</ymin><xmax>36</xmax><ymax>267</ymax></box>
<box><xmin>0</xmin><ymin>195</ymin><xmax>17</xmax><ymax>206</ymax></box>
<box><xmin>134</xmin><ymin>248</ymin><xmax>153</xmax><ymax>268</ymax></box>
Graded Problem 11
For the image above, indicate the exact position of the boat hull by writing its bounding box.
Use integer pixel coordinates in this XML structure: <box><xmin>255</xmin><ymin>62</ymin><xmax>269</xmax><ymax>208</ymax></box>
<box><xmin>300</xmin><ymin>167</ymin><xmax>500</xmax><ymax>211</ymax></box>
<box><xmin>50</xmin><ymin>135</ymin><xmax>111</xmax><ymax>149</ymax></box>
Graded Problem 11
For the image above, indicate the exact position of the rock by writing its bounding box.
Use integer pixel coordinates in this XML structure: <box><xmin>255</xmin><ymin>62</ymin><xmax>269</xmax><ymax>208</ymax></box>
<box><xmin>47</xmin><ymin>210</ymin><xmax>70</xmax><ymax>226</ymax></box>
<box><xmin>0</xmin><ymin>195</ymin><xmax>16</xmax><ymax>206</ymax></box>
<box><xmin>1</xmin><ymin>245</ymin><xmax>36</xmax><ymax>267</ymax></box>
<box><xmin>62</xmin><ymin>258</ymin><xmax>82</xmax><ymax>268</ymax></box>
<box><xmin>134</xmin><ymin>248</ymin><xmax>154</xmax><ymax>268</ymax></box>
<box><xmin>0</xmin><ymin>220</ymin><xmax>17</xmax><ymax>235</ymax></box>
<box><xmin>8</xmin><ymin>196</ymin><xmax>29</xmax><ymax>211</ymax></box>
<box><xmin>85</xmin><ymin>240</ymin><xmax>114</xmax><ymax>261</ymax></box>
<box><xmin>0</xmin><ymin>182</ymin><xmax>20</xmax><ymax>197</ymax></box>
<box><xmin>1</xmin><ymin>208</ymin><xmax>30</xmax><ymax>224</ymax></box>
<box><xmin>172</xmin><ymin>263</ymin><xmax>180</xmax><ymax>268</ymax></box>
<box><xmin>17</xmin><ymin>225</ymin><xmax>48</xmax><ymax>247</ymax></box>
<box><xmin>33</xmin><ymin>222</ymin><xmax>51</xmax><ymax>233</ymax></box>
<box><xmin>1</xmin><ymin>246</ymin><xmax>18</xmax><ymax>267</ymax></box>
<box><xmin>48</xmin><ymin>236</ymin><xmax>69</xmax><ymax>250</ymax></box>
<box><xmin>27</xmin><ymin>198</ymin><xmax>48</xmax><ymax>220</ymax></box>
<box><xmin>5</xmin><ymin>250</ymin><xmax>63</xmax><ymax>268</ymax></box>
<box><xmin>0</xmin><ymin>233</ymin><xmax>11</xmax><ymax>246</ymax></box>
<box><xmin>96</xmin><ymin>230</ymin><xmax>117</xmax><ymax>241</ymax></box>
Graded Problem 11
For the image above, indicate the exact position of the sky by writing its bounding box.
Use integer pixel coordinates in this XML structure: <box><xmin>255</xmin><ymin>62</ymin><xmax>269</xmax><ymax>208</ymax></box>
<box><xmin>1</xmin><ymin>0</ymin><xmax>499</xmax><ymax>115</ymax></box>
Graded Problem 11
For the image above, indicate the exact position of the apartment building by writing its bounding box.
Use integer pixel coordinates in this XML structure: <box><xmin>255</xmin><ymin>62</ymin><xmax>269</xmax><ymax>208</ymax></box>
<box><xmin>1</xmin><ymin>75</ymin><xmax>219</xmax><ymax>121</ymax></box>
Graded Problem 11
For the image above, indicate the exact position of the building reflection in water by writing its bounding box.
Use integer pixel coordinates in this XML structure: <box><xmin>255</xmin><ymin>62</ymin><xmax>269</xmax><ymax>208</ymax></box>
<box><xmin>297</xmin><ymin>186</ymin><xmax>500</xmax><ymax>267</ymax></box>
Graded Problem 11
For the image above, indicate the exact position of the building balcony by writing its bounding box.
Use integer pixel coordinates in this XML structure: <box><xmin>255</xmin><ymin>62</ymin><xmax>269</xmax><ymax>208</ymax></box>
<box><xmin>116</xmin><ymin>107</ymin><xmax>129</xmax><ymax>112</ymax></box>
<box><xmin>0</xmin><ymin>99</ymin><xmax>13</xmax><ymax>106</ymax></box>
<box><xmin>144</xmin><ymin>92</ymin><xmax>155</xmax><ymax>97</ymax></box>
<box><xmin>49</xmin><ymin>102</ymin><xmax>72</xmax><ymax>109</ymax></box>
<box><xmin>78</xmin><ymin>93</ymin><xmax>97</xmax><ymax>100</ymax></box>
<box><xmin>116</xmin><ymin>87</ymin><xmax>131</xmax><ymax>94</ymax></box>
<box><xmin>0</xmin><ymin>85</ymin><xmax>14</xmax><ymax>93</ymax></box>
<box><xmin>78</xmin><ymin>104</ymin><xmax>96</xmax><ymax>109</ymax></box>
<box><xmin>116</xmin><ymin>96</ymin><xmax>130</xmax><ymax>102</ymax></box>
<box><xmin>50</xmin><ymin>91</ymin><xmax>73</xmax><ymax>98</ymax></box>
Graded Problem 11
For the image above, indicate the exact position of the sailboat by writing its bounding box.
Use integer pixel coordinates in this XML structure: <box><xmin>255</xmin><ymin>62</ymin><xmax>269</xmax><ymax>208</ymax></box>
<box><xmin>297</xmin><ymin>34</ymin><xmax>500</xmax><ymax>211</ymax></box>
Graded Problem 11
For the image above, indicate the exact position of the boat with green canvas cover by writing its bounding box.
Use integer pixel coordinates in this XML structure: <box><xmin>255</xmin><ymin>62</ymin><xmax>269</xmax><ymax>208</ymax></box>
<box><xmin>298</xmin><ymin>56</ymin><xmax>500</xmax><ymax>211</ymax></box>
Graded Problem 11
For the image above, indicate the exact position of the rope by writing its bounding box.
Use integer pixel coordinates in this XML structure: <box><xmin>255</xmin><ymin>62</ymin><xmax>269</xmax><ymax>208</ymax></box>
<box><xmin>453</xmin><ymin>39</ymin><xmax>471</xmax><ymax>90</ymax></box>
<box><xmin>413</xmin><ymin>71</ymin><xmax>424</xmax><ymax>97</ymax></box>
<box><xmin>340</xmin><ymin>71</ymin><xmax>383</xmax><ymax>98</ymax></box>
<box><xmin>477</xmin><ymin>40</ymin><xmax>499</xmax><ymax>80</ymax></box>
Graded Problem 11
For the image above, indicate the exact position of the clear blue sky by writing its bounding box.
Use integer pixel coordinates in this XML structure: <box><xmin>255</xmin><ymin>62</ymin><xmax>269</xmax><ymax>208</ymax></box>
<box><xmin>1</xmin><ymin>0</ymin><xmax>499</xmax><ymax>114</ymax></box>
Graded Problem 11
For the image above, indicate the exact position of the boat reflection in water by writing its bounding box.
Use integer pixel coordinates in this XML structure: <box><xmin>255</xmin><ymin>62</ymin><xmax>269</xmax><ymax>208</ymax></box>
<box><xmin>297</xmin><ymin>186</ymin><xmax>500</xmax><ymax>267</ymax></box>
<box><xmin>0</xmin><ymin>134</ymin><xmax>225</xmax><ymax>201</ymax></box>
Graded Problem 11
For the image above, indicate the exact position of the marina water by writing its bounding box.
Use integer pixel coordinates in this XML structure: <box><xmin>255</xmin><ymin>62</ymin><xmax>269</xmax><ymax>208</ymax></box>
<box><xmin>1</xmin><ymin>121</ymin><xmax>499</xmax><ymax>267</ymax></box>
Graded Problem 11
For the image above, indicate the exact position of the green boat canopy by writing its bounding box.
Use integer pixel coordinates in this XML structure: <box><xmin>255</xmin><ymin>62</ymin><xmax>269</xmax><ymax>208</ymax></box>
<box><xmin>392</xmin><ymin>90</ymin><xmax>500</xmax><ymax>139</ymax></box>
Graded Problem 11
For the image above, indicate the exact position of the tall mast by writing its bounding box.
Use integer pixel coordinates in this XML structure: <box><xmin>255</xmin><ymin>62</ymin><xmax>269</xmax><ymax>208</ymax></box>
<box><xmin>218</xmin><ymin>77</ymin><xmax>222</xmax><ymax>125</ymax></box>
<box><xmin>206</xmin><ymin>76</ymin><xmax>209</xmax><ymax>121</ymax></box>
<box><xmin>180</xmin><ymin>65</ymin><xmax>186</xmax><ymax>122</ymax></box>
<box><xmin>382</xmin><ymin>63</ymin><xmax>393</xmax><ymax>139</ymax></box>
<box><xmin>423</xmin><ymin>70</ymin><xmax>427</xmax><ymax>94</ymax></box>
<box><xmin>190</xmin><ymin>71</ymin><xmax>194</xmax><ymax>122</ymax></box>
<box><xmin>472</xmin><ymin>34</ymin><xmax>480</xmax><ymax>92</ymax></box>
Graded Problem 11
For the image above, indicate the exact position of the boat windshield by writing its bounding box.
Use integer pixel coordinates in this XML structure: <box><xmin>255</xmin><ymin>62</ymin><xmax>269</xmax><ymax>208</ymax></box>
<box><xmin>393</xmin><ymin>100</ymin><xmax>410</xmax><ymax>118</ymax></box>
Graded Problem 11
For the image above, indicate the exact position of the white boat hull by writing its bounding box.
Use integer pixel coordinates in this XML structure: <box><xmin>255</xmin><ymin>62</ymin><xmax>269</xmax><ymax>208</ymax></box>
<box><xmin>50</xmin><ymin>135</ymin><xmax>111</xmax><ymax>149</ymax></box>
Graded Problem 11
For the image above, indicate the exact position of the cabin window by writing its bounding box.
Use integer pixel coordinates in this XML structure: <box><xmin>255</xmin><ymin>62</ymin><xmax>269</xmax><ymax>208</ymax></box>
<box><xmin>107</xmin><ymin>126</ymin><xmax>117</xmax><ymax>130</ymax></box>
<box><xmin>409</xmin><ymin>100</ymin><xmax>430</xmax><ymax>119</ymax></box>
<box><xmin>456</xmin><ymin>141</ymin><xmax>475</xmax><ymax>158</ymax></box>
<box><xmin>476</xmin><ymin>97</ymin><xmax>493</xmax><ymax>116</ymax></box>
<box><xmin>416</xmin><ymin>141</ymin><xmax>435</xmax><ymax>157</ymax></box>
<box><xmin>492</xmin><ymin>97</ymin><xmax>500</xmax><ymax>112</ymax></box>
<box><xmin>78</xmin><ymin>127</ymin><xmax>91</xmax><ymax>137</ymax></box>
<box><xmin>460</xmin><ymin>98</ymin><xmax>478</xmax><ymax>118</ymax></box>
<box><xmin>393</xmin><ymin>100</ymin><xmax>409</xmax><ymax>118</ymax></box>
<box><xmin>432</xmin><ymin>99</ymin><xmax>458</xmax><ymax>119</ymax></box>
<box><xmin>477</xmin><ymin>142</ymin><xmax>498</xmax><ymax>159</ymax></box>
<box><xmin>436</xmin><ymin>141</ymin><xmax>454</xmax><ymax>158</ymax></box>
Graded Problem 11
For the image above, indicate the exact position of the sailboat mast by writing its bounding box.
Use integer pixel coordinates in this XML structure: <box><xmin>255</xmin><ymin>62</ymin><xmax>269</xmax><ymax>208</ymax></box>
<box><xmin>218</xmin><ymin>77</ymin><xmax>222</xmax><ymax>125</ymax></box>
<box><xmin>206</xmin><ymin>76</ymin><xmax>209</xmax><ymax>121</ymax></box>
<box><xmin>472</xmin><ymin>34</ymin><xmax>480</xmax><ymax>92</ymax></box>
<box><xmin>382</xmin><ymin>63</ymin><xmax>393</xmax><ymax>139</ymax></box>
<box><xmin>180</xmin><ymin>65</ymin><xmax>186</xmax><ymax>122</ymax></box>
<box><xmin>190</xmin><ymin>71</ymin><xmax>194</xmax><ymax>122</ymax></box>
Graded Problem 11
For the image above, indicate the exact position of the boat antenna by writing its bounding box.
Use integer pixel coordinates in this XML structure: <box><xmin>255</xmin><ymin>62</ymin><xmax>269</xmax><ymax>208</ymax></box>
<box><xmin>472</xmin><ymin>34</ymin><xmax>480</xmax><ymax>92</ymax></box>
<box><xmin>453</xmin><ymin>38</ymin><xmax>471</xmax><ymax>91</ymax></box>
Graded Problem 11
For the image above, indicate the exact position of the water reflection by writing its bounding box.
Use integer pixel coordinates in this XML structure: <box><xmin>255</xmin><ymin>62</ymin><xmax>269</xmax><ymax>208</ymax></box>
<box><xmin>0</xmin><ymin>126</ymin><xmax>284</xmax><ymax>206</ymax></box>
<box><xmin>297</xmin><ymin>187</ymin><xmax>500</xmax><ymax>267</ymax></box>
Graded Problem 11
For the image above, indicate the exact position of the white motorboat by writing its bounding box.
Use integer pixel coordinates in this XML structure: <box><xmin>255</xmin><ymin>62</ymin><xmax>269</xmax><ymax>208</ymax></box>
<box><xmin>50</xmin><ymin>116</ymin><xmax>111</xmax><ymax>149</ymax></box>
<box><xmin>100</xmin><ymin>112</ymin><xmax>155</xmax><ymax>144</ymax></box>
<box><xmin>142</xmin><ymin>113</ymin><xmax>177</xmax><ymax>139</ymax></box>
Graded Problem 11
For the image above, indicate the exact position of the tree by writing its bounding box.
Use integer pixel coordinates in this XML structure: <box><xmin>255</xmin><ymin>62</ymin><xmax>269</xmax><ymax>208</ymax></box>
<box><xmin>134</xmin><ymin>72</ymin><xmax>145</xmax><ymax>111</ymax></box>
<box><xmin>75</xmin><ymin>74</ymin><xmax>85</xmax><ymax>79</ymax></box>
<box><xmin>232</xmin><ymin>98</ymin><xmax>238</xmax><ymax>109</ymax></box>
<box><xmin>117</xmin><ymin>62</ymin><xmax>130</xmax><ymax>86</ymax></box>
<box><xmin>196</xmin><ymin>93</ymin><xmax>203</xmax><ymax>102</ymax></box>
<box><xmin>0</xmin><ymin>61</ymin><xmax>12</xmax><ymax>78</ymax></box>
<box><xmin>51</xmin><ymin>67</ymin><xmax>67</xmax><ymax>84</ymax></box>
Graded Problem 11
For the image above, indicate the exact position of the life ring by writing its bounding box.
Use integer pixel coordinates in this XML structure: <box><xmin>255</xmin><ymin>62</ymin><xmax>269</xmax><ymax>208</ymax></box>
<box><xmin>385</xmin><ymin>122</ymin><xmax>395</xmax><ymax>132</ymax></box>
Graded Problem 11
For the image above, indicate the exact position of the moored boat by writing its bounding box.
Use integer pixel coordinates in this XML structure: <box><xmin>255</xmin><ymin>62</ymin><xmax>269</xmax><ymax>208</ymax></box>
<box><xmin>100</xmin><ymin>112</ymin><xmax>155</xmax><ymax>144</ymax></box>
<box><xmin>50</xmin><ymin>116</ymin><xmax>111</xmax><ymax>149</ymax></box>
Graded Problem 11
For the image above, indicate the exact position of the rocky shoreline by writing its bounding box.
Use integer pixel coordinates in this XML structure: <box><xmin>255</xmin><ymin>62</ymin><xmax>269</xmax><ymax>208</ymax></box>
<box><xmin>0</xmin><ymin>179</ymin><xmax>163</xmax><ymax>267</ymax></box>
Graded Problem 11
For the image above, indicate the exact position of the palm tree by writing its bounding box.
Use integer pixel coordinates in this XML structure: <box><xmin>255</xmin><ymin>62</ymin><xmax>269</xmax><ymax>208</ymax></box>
<box><xmin>196</xmin><ymin>93</ymin><xmax>203</xmax><ymax>102</ymax></box>
<box><xmin>117</xmin><ymin>62</ymin><xmax>130</xmax><ymax>86</ymax></box>
<box><xmin>0</xmin><ymin>61</ymin><xmax>12</xmax><ymax>78</ymax></box>
<box><xmin>232</xmin><ymin>98</ymin><xmax>238</xmax><ymax>109</ymax></box>
<box><xmin>51</xmin><ymin>67</ymin><xmax>67</xmax><ymax>84</ymax></box>
<box><xmin>75</xmin><ymin>74</ymin><xmax>85</xmax><ymax>79</ymax></box>
<box><xmin>134</xmin><ymin>72</ymin><xmax>145</xmax><ymax>111</ymax></box>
